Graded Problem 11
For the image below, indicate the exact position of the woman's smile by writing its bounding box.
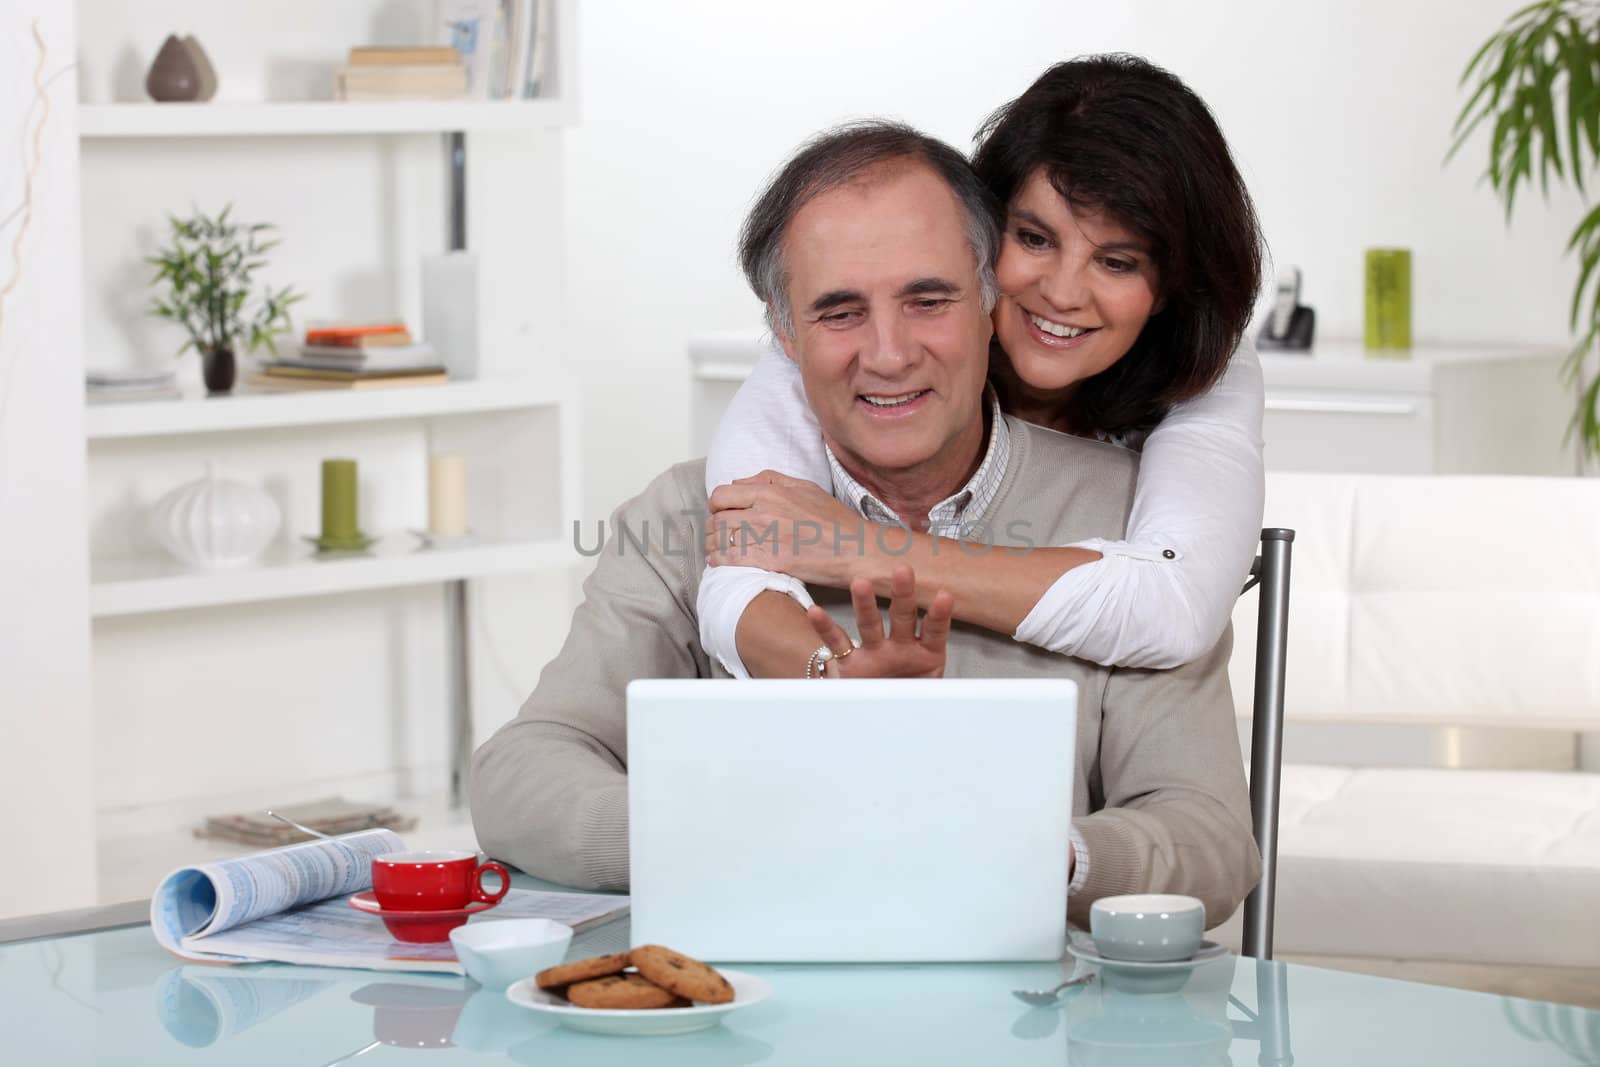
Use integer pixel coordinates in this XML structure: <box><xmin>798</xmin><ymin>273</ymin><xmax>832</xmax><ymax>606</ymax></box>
<box><xmin>991</xmin><ymin>169</ymin><xmax>1160</xmax><ymax>397</ymax></box>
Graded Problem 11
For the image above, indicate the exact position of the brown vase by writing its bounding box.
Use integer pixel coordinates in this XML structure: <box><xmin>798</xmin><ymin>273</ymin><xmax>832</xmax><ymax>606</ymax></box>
<box><xmin>202</xmin><ymin>347</ymin><xmax>236</xmax><ymax>395</ymax></box>
<box><xmin>146</xmin><ymin>34</ymin><xmax>202</xmax><ymax>103</ymax></box>
<box><xmin>183</xmin><ymin>37</ymin><xmax>218</xmax><ymax>102</ymax></box>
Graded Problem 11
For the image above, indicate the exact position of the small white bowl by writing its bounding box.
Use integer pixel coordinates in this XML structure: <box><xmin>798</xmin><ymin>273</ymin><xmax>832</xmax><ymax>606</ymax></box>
<box><xmin>449</xmin><ymin>918</ymin><xmax>573</xmax><ymax>990</ymax></box>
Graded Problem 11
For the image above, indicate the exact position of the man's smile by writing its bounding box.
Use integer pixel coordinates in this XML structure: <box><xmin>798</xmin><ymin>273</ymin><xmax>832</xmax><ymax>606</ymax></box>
<box><xmin>857</xmin><ymin>388</ymin><xmax>933</xmax><ymax>417</ymax></box>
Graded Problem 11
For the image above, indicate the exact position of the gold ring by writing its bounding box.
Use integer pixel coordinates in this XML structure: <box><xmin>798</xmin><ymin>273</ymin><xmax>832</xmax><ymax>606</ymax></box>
<box><xmin>832</xmin><ymin>644</ymin><xmax>854</xmax><ymax>660</ymax></box>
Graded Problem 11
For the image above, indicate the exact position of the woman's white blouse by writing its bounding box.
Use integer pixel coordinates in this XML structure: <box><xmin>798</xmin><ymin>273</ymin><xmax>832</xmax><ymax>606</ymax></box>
<box><xmin>699</xmin><ymin>338</ymin><xmax>1266</xmax><ymax>676</ymax></box>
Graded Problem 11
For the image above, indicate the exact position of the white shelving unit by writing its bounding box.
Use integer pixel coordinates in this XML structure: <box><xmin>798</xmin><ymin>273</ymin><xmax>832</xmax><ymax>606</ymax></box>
<box><xmin>75</xmin><ymin>0</ymin><xmax>584</xmax><ymax>902</ymax></box>
<box><xmin>92</xmin><ymin>536</ymin><xmax>572</xmax><ymax>617</ymax></box>
<box><xmin>85</xmin><ymin>377</ymin><xmax>565</xmax><ymax>439</ymax></box>
<box><xmin>79</xmin><ymin>99</ymin><xmax>571</xmax><ymax>139</ymax></box>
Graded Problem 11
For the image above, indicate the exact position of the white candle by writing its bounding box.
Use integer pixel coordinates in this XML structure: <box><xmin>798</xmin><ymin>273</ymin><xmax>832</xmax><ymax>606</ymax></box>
<box><xmin>428</xmin><ymin>454</ymin><xmax>468</xmax><ymax>538</ymax></box>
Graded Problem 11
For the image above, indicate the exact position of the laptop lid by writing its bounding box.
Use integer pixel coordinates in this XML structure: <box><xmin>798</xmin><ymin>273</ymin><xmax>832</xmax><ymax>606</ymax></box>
<box><xmin>626</xmin><ymin>678</ymin><xmax>1076</xmax><ymax>962</ymax></box>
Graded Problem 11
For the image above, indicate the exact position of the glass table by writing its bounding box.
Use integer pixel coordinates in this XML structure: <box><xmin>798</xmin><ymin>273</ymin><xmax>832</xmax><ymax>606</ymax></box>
<box><xmin>4</xmin><ymin>883</ymin><xmax>1598</xmax><ymax>1066</ymax></box>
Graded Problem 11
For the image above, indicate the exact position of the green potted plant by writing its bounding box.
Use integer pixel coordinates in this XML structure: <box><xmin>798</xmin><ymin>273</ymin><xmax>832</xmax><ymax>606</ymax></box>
<box><xmin>1452</xmin><ymin>1</ymin><xmax>1600</xmax><ymax>463</ymax></box>
<box><xmin>146</xmin><ymin>205</ymin><xmax>303</xmax><ymax>395</ymax></box>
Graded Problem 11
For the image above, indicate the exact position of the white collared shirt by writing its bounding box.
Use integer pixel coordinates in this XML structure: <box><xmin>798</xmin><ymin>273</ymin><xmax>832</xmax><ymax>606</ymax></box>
<box><xmin>822</xmin><ymin>391</ymin><xmax>1010</xmax><ymax>537</ymax></box>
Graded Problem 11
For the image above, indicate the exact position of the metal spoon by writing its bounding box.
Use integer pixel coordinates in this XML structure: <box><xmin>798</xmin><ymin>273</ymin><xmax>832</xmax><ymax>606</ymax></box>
<box><xmin>1011</xmin><ymin>972</ymin><xmax>1095</xmax><ymax>1006</ymax></box>
<box><xmin>266</xmin><ymin>810</ymin><xmax>334</xmax><ymax>841</ymax></box>
<box><xmin>317</xmin><ymin>1039</ymin><xmax>381</xmax><ymax>1067</ymax></box>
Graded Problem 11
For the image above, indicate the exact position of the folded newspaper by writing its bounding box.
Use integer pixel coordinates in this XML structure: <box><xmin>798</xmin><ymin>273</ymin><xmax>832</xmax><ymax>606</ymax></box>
<box><xmin>150</xmin><ymin>829</ymin><xmax>629</xmax><ymax>974</ymax></box>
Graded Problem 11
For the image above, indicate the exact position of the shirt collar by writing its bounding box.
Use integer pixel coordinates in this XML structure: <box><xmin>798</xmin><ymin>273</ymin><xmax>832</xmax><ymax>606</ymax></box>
<box><xmin>824</xmin><ymin>390</ymin><xmax>1010</xmax><ymax>536</ymax></box>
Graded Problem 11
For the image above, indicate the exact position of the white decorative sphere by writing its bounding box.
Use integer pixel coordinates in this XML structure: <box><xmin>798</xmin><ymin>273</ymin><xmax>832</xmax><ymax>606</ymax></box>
<box><xmin>151</xmin><ymin>464</ymin><xmax>281</xmax><ymax>569</ymax></box>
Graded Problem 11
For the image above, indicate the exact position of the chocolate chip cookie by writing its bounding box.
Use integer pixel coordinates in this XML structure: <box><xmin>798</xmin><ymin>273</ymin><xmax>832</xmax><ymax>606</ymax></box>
<box><xmin>629</xmin><ymin>944</ymin><xmax>735</xmax><ymax>1004</ymax></box>
<box><xmin>566</xmin><ymin>973</ymin><xmax>691</xmax><ymax>1010</ymax></box>
<box><xmin>534</xmin><ymin>951</ymin><xmax>631</xmax><ymax>989</ymax></box>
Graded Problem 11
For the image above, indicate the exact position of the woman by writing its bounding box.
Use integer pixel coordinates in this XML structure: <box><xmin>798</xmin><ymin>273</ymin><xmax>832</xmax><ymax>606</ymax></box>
<box><xmin>700</xmin><ymin>54</ymin><xmax>1265</xmax><ymax>678</ymax></box>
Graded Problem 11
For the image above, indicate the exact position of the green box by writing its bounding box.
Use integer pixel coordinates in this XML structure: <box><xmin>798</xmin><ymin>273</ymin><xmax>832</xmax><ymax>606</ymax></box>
<box><xmin>1365</xmin><ymin>248</ymin><xmax>1412</xmax><ymax>352</ymax></box>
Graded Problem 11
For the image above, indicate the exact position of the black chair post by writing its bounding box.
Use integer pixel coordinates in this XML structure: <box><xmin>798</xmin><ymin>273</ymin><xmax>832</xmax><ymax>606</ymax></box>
<box><xmin>1242</xmin><ymin>529</ymin><xmax>1294</xmax><ymax>960</ymax></box>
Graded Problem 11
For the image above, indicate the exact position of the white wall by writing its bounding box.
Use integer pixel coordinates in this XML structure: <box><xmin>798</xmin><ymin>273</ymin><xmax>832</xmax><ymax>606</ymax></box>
<box><xmin>562</xmin><ymin>0</ymin><xmax>1587</xmax><ymax>514</ymax></box>
<box><xmin>0</xmin><ymin>2</ymin><xmax>95</xmax><ymax>916</ymax></box>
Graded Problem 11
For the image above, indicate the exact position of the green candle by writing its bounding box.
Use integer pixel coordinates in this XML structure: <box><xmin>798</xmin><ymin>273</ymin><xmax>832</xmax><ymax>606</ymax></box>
<box><xmin>320</xmin><ymin>459</ymin><xmax>360</xmax><ymax>541</ymax></box>
<box><xmin>1364</xmin><ymin>248</ymin><xmax>1412</xmax><ymax>353</ymax></box>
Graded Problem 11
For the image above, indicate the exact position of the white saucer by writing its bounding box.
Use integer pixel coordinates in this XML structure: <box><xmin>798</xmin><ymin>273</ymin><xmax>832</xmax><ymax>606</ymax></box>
<box><xmin>1067</xmin><ymin>936</ymin><xmax>1230</xmax><ymax>992</ymax></box>
<box><xmin>1068</xmin><ymin>937</ymin><xmax>1228</xmax><ymax>970</ymax></box>
<box><xmin>504</xmin><ymin>970</ymin><xmax>771</xmax><ymax>1036</ymax></box>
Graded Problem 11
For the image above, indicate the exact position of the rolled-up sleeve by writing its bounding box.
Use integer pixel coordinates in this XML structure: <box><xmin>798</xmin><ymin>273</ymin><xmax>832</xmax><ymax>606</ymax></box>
<box><xmin>1014</xmin><ymin>340</ymin><xmax>1265</xmax><ymax>669</ymax></box>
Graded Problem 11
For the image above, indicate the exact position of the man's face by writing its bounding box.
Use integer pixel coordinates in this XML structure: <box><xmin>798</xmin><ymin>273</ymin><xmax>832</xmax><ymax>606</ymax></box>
<box><xmin>775</xmin><ymin>162</ymin><xmax>994</xmax><ymax>483</ymax></box>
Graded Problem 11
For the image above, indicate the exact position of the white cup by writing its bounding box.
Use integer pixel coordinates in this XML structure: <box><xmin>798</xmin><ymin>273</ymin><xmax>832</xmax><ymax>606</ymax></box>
<box><xmin>1089</xmin><ymin>894</ymin><xmax>1205</xmax><ymax>962</ymax></box>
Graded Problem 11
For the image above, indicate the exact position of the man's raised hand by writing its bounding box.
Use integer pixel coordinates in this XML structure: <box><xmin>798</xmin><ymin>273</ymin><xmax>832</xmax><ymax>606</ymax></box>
<box><xmin>804</xmin><ymin>564</ymin><xmax>954</xmax><ymax>679</ymax></box>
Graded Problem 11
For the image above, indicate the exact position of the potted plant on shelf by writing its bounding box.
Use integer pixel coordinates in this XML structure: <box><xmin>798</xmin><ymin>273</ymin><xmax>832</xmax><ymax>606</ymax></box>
<box><xmin>146</xmin><ymin>205</ymin><xmax>303</xmax><ymax>395</ymax></box>
<box><xmin>1451</xmin><ymin>0</ymin><xmax>1600</xmax><ymax>463</ymax></box>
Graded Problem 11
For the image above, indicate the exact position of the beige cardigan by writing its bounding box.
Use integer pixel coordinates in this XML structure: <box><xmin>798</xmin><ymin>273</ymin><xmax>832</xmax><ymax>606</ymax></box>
<box><xmin>470</xmin><ymin>418</ymin><xmax>1261</xmax><ymax>928</ymax></box>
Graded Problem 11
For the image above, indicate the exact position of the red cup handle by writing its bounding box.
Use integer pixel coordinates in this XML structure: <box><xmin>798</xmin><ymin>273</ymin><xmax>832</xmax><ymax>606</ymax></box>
<box><xmin>472</xmin><ymin>860</ymin><xmax>510</xmax><ymax>903</ymax></box>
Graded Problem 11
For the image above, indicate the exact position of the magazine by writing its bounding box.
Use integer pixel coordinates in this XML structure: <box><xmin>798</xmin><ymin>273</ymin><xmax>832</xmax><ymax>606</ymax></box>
<box><xmin>150</xmin><ymin>829</ymin><xmax>629</xmax><ymax>974</ymax></box>
<box><xmin>434</xmin><ymin>0</ymin><xmax>497</xmax><ymax>98</ymax></box>
<box><xmin>194</xmin><ymin>796</ymin><xmax>418</xmax><ymax>847</ymax></box>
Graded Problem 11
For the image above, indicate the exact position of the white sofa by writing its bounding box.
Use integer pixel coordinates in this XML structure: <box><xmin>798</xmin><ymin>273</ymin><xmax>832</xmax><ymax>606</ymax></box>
<box><xmin>1215</xmin><ymin>472</ymin><xmax>1600</xmax><ymax>973</ymax></box>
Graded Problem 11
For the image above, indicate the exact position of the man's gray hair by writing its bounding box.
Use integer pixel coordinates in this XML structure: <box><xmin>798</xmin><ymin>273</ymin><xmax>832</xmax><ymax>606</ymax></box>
<box><xmin>739</xmin><ymin>120</ymin><xmax>1002</xmax><ymax>339</ymax></box>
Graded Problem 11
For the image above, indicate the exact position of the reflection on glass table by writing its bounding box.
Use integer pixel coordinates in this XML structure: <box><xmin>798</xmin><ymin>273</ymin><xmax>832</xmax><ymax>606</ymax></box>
<box><xmin>6</xmin><ymin>902</ymin><xmax>1600</xmax><ymax>1065</ymax></box>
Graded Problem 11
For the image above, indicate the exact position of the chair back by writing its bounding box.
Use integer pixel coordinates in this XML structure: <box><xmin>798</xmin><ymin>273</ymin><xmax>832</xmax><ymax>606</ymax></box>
<box><xmin>1242</xmin><ymin>529</ymin><xmax>1294</xmax><ymax>960</ymax></box>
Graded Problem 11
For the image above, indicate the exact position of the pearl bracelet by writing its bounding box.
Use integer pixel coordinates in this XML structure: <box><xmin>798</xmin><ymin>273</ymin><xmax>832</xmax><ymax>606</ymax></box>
<box><xmin>805</xmin><ymin>641</ymin><xmax>855</xmax><ymax>679</ymax></box>
<box><xmin>805</xmin><ymin>645</ymin><xmax>833</xmax><ymax>679</ymax></box>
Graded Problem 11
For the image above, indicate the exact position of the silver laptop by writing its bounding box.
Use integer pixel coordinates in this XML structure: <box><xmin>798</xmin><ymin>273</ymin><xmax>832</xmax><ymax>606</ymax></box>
<box><xmin>625</xmin><ymin>678</ymin><xmax>1076</xmax><ymax>962</ymax></box>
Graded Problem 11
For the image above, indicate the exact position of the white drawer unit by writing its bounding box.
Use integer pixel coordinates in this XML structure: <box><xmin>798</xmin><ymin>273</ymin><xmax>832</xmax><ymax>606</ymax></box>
<box><xmin>689</xmin><ymin>333</ymin><xmax>1577</xmax><ymax>476</ymax></box>
<box><xmin>1259</xmin><ymin>342</ymin><xmax>1574</xmax><ymax>475</ymax></box>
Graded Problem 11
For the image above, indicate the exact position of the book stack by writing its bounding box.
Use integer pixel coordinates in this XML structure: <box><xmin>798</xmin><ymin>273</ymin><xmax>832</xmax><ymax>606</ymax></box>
<box><xmin>335</xmin><ymin>46</ymin><xmax>469</xmax><ymax>101</ymax></box>
<box><xmin>251</xmin><ymin>321</ymin><xmax>450</xmax><ymax>391</ymax></box>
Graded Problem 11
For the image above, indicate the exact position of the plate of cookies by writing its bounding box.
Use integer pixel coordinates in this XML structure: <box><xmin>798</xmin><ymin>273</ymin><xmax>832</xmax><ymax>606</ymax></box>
<box><xmin>504</xmin><ymin>944</ymin><xmax>770</xmax><ymax>1036</ymax></box>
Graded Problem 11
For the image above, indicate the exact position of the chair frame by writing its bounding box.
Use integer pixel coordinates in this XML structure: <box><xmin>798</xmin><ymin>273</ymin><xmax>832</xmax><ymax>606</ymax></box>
<box><xmin>1241</xmin><ymin>528</ymin><xmax>1295</xmax><ymax>960</ymax></box>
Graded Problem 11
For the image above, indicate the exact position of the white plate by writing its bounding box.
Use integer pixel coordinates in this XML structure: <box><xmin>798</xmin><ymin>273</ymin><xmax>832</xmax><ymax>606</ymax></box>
<box><xmin>504</xmin><ymin>969</ymin><xmax>770</xmax><ymax>1036</ymax></box>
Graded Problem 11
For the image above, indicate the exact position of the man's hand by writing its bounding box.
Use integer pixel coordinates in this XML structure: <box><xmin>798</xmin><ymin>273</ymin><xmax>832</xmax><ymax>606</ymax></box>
<box><xmin>804</xmin><ymin>565</ymin><xmax>954</xmax><ymax>678</ymax></box>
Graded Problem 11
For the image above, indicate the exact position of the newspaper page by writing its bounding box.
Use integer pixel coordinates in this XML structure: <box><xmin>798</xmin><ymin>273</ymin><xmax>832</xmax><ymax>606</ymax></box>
<box><xmin>180</xmin><ymin>888</ymin><xmax>630</xmax><ymax>974</ymax></box>
<box><xmin>151</xmin><ymin>829</ymin><xmax>405</xmax><ymax>962</ymax></box>
<box><xmin>149</xmin><ymin>829</ymin><xmax>630</xmax><ymax>973</ymax></box>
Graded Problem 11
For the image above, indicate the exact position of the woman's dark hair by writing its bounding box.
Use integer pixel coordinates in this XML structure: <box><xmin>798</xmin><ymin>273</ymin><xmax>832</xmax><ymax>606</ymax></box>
<box><xmin>972</xmin><ymin>54</ymin><xmax>1263</xmax><ymax>435</ymax></box>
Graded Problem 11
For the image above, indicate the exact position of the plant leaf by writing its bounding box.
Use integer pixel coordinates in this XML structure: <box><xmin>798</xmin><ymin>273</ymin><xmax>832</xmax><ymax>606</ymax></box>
<box><xmin>1534</xmin><ymin>57</ymin><xmax>1564</xmax><ymax>196</ymax></box>
<box><xmin>1566</xmin><ymin>198</ymin><xmax>1600</xmax><ymax>331</ymax></box>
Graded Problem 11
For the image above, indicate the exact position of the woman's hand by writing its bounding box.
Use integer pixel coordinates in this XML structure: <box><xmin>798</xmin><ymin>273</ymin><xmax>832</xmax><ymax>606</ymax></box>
<box><xmin>705</xmin><ymin>470</ymin><xmax>887</xmax><ymax>587</ymax></box>
<box><xmin>804</xmin><ymin>565</ymin><xmax>955</xmax><ymax>679</ymax></box>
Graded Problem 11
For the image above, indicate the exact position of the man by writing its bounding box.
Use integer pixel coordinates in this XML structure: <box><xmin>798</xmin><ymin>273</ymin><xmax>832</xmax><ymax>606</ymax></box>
<box><xmin>470</xmin><ymin>122</ymin><xmax>1260</xmax><ymax>927</ymax></box>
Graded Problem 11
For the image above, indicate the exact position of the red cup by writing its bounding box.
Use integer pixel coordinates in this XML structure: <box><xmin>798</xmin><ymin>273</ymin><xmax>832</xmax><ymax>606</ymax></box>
<box><xmin>371</xmin><ymin>850</ymin><xmax>509</xmax><ymax>912</ymax></box>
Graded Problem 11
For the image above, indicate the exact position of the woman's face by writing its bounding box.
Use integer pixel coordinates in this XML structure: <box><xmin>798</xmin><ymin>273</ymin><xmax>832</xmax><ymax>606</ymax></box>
<box><xmin>992</xmin><ymin>169</ymin><xmax>1161</xmax><ymax>396</ymax></box>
